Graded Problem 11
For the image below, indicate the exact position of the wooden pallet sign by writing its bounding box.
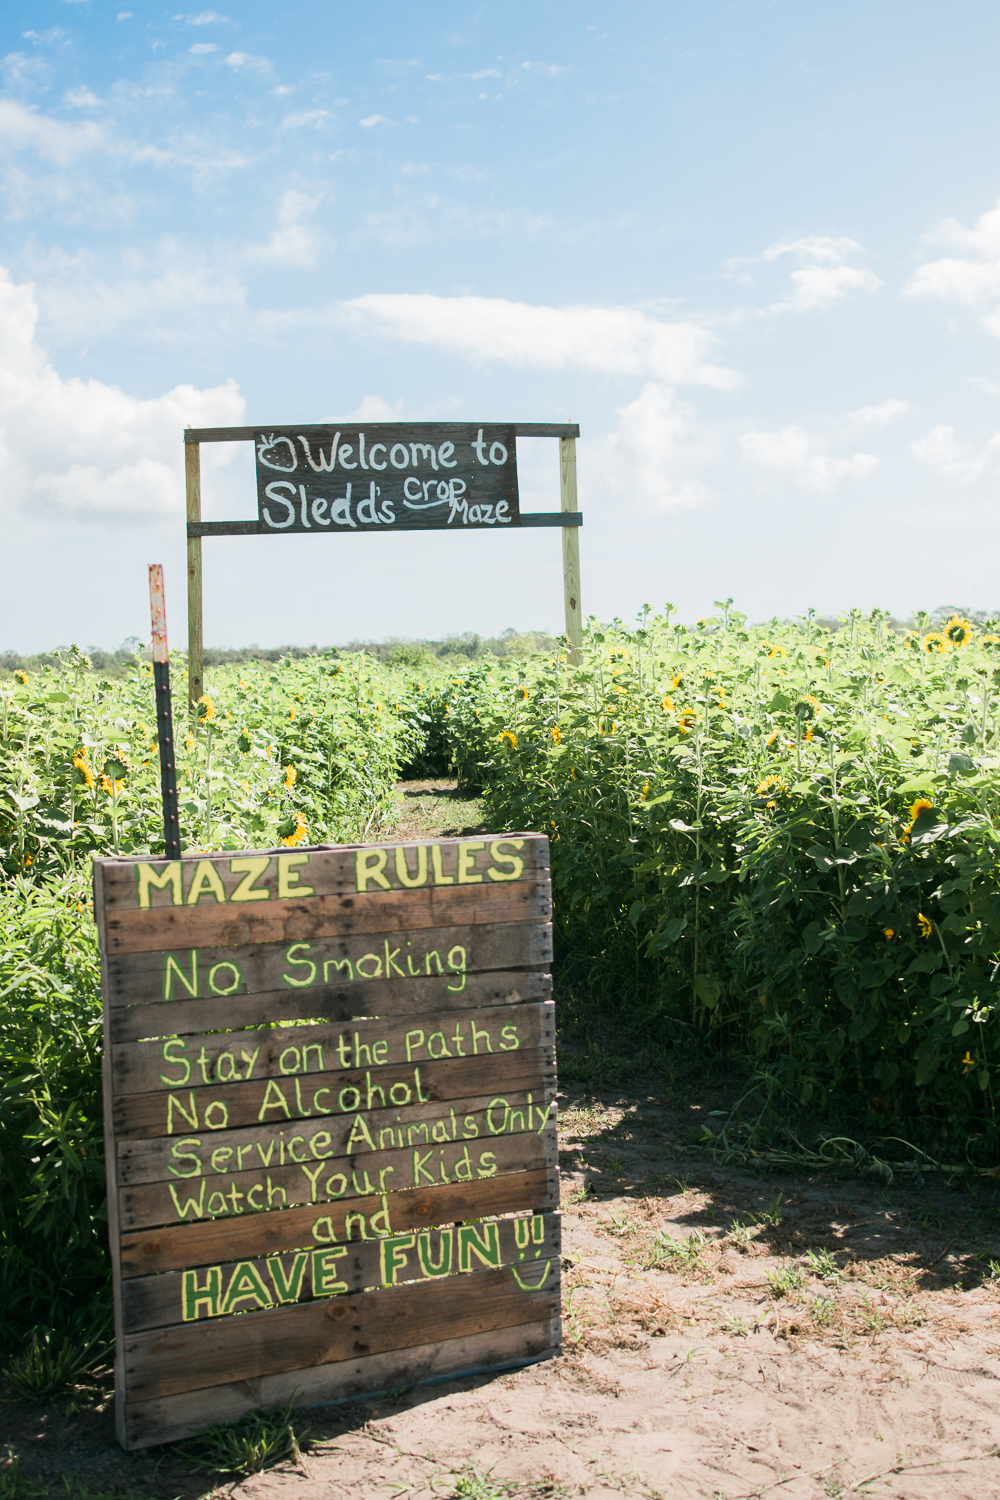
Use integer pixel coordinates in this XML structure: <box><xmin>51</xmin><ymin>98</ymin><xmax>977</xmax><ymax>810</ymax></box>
<box><xmin>94</xmin><ymin>833</ymin><xmax>560</xmax><ymax>1451</ymax></box>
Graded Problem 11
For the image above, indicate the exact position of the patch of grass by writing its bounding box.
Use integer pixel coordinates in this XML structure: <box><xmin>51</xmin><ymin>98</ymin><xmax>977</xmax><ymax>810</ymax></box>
<box><xmin>810</xmin><ymin>1295</ymin><xmax>838</xmax><ymax>1325</ymax></box>
<box><xmin>728</xmin><ymin>1218</ymin><xmax>757</xmax><ymax>1246</ymax></box>
<box><xmin>447</xmin><ymin>1460</ymin><xmax>517</xmax><ymax>1498</ymax></box>
<box><xmin>176</xmin><ymin>1402</ymin><xmax>309</xmax><ymax>1479</ymax></box>
<box><xmin>751</xmin><ymin>1193</ymin><xmax>784</xmax><ymax>1228</ymax></box>
<box><xmin>5</xmin><ymin>1327</ymin><xmax>110</xmax><ymax>1402</ymax></box>
<box><xmin>805</xmin><ymin>1248</ymin><xmax>843</xmax><ymax>1283</ymax></box>
<box><xmin>765</xmin><ymin>1264</ymin><xmax>805</xmax><ymax>1297</ymax></box>
<box><xmin>641</xmin><ymin>1230</ymin><xmax>705</xmax><ymax>1272</ymax></box>
<box><xmin>600</xmin><ymin>1207</ymin><xmax>640</xmax><ymax>1239</ymax></box>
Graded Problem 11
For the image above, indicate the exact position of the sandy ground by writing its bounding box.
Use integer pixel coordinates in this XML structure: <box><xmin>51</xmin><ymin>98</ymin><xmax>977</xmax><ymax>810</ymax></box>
<box><xmin>8</xmin><ymin>1091</ymin><xmax>1000</xmax><ymax>1499</ymax></box>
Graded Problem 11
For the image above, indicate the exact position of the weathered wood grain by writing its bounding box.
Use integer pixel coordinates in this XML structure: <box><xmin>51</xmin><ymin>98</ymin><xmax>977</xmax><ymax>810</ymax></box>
<box><xmin>117</xmin><ymin>1084</ymin><xmax>556</xmax><ymax>1186</ymax></box>
<box><xmin>106</xmin><ymin>900</ymin><xmax>552</xmax><ymax>959</ymax></box>
<box><xmin>112</xmin><ymin>999</ymin><xmax>552</xmax><ymax>1099</ymax></box>
<box><xmin>119</xmin><ymin>1164</ymin><xmax>559</xmax><ymax>1277</ymax></box>
<box><xmin>123</xmin><ymin>1259</ymin><xmax>559</xmax><ymax>1403</ymax></box>
<box><xmin>108</xmin><ymin>968</ymin><xmax>551</xmax><ymax>1044</ymax></box>
<box><xmin>119</xmin><ymin>1122</ymin><xmax>558</xmax><ymax>1233</ymax></box>
<box><xmin>121</xmin><ymin>1315</ymin><xmax>561</xmax><ymax>1449</ymax></box>
<box><xmin>105</xmin><ymin>911</ymin><xmax>549</xmax><ymax>1009</ymax></box>
<box><xmin>122</xmin><ymin>1211</ymin><xmax>560</xmax><ymax>1332</ymax></box>
<box><xmin>97</xmin><ymin>834</ymin><xmax>547</xmax><ymax>911</ymax></box>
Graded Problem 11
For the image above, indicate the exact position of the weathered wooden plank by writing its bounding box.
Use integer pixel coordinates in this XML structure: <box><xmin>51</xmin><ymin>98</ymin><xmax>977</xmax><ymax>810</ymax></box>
<box><xmin>114</xmin><ymin>1023</ymin><xmax>553</xmax><ymax>1138</ymax></box>
<box><xmin>117</xmin><ymin>1085</ymin><xmax>556</xmax><ymax>1186</ymax></box>
<box><xmin>97</xmin><ymin>835</ymin><xmax>548</xmax><ymax>910</ymax></box>
<box><xmin>119</xmin><ymin>1122</ymin><xmax>558</xmax><ymax>1233</ymax></box>
<box><xmin>119</xmin><ymin>1165</ymin><xmax>559</xmax><ymax>1277</ymax></box>
<box><xmin>112</xmin><ymin>999</ymin><xmax>552</xmax><ymax>1099</ymax></box>
<box><xmin>560</xmin><ymin>434</ymin><xmax>583</xmax><ymax>665</ymax></box>
<box><xmin>105</xmin><ymin>915</ymin><xmax>549</xmax><ymax>1010</ymax></box>
<box><xmin>122</xmin><ymin>1315</ymin><xmax>560</xmax><ymax>1449</ymax></box>
<box><xmin>184</xmin><ymin>422</ymin><xmax>579</xmax><ymax>443</ymax></box>
<box><xmin>123</xmin><ymin>1260</ymin><xmax>560</xmax><ymax>1403</ymax></box>
<box><xmin>93</xmin><ymin>860</ymin><xmax>130</xmax><ymax>1449</ymax></box>
<box><xmin>106</xmin><ymin>900</ymin><xmax>551</xmax><ymax>960</ymax></box>
<box><xmin>108</xmin><ymin>969</ymin><xmax>551</xmax><ymax>1044</ymax></box>
<box><xmin>185</xmin><ymin>441</ymin><xmax>204</xmax><ymax>709</ymax></box>
<box><xmin>122</xmin><ymin>1211</ymin><xmax>560</xmax><ymax>1333</ymax></box>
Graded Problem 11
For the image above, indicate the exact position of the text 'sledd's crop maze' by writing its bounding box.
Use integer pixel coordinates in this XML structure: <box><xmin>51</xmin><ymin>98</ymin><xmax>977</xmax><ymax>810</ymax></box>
<box><xmin>93</xmin><ymin>833</ymin><xmax>560</xmax><ymax>1450</ymax></box>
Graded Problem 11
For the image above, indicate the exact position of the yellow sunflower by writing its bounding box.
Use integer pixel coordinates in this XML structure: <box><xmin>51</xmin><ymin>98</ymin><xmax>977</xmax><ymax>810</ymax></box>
<box><xmin>918</xmin><ymin>913</ymin><xmax>933</xmax><ymax>938</ymax></box>
<box><xmin>498</xmin><ymin>730</ymin><xmax>517</xmax><ymax>748</ymax></box>
<box><xmin>922</xmin><ymin>632</ymin><xmax>947</xmax><ymax>655</ymax></box>
<box><xmin>944</xmin><ymin>615</ymin><xmax>973</xmax><ymax>648</ymax></box>
<box><xmin>279</xmin><ymin>812</ymin><xmax>308</xmax><ymax>847</ymax></box>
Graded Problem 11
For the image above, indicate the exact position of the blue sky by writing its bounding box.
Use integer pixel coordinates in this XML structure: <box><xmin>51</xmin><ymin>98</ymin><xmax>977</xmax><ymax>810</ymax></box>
<box><xmin>4</xmin><ymin>1</ymin><xmax>1000</xmax><ymax>649</ymax></box>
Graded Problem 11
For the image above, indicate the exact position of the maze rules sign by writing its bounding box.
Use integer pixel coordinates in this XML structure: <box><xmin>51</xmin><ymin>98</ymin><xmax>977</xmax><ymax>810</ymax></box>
<box><xmin>95</xmin><ymin>834</ymin><xmax>560</xmax><ymax>1450</ymax></box>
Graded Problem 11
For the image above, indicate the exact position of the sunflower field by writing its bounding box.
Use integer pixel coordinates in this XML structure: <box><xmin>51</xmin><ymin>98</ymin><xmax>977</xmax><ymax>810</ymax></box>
<box><xmin>6</xmin><ymin>607</ymin><xmax>1000</xmax><ymax>1362</ymax></box>
<box><xmin>446</xmin><ymin>604</ymin><xmax>1000</xmax><ymax>1164</ymax></box>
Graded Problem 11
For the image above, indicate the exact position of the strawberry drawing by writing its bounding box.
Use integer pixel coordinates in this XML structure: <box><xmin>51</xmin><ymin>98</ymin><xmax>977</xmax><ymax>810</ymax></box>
<box><xmin>256</xmin><ymin>434</ymin><xmax>298</xmax><ymax>472</ymax></box>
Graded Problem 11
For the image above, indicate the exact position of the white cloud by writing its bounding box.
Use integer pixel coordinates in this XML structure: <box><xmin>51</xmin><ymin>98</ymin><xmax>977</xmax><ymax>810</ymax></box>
<box><xmin>337</xmin><ymin>394</ymin><xmax>407</xmax><ymax>421</ymax></box>
<box><xmin>339</xmin><ymin>293</ymin><xmax>739</xmax><ymax>387</ymax></box>
<box><xmin>0</xmin><ymin>98</ymin><xmax>105</xmax><ymax>163</ymax></box>
<box><xmin>280</xmin><ymin>110</ymin><xmax>328</xmax><ymax>130</ymax></box>
<box><xmin>904</xmin><ymin>200</ymin><xmax>1000</xmax><ymax>334</ymax></box>
<box><xmin>359</xmin><ymin>114</ymin><xmax>389</xmax><ymax>128</ymax></box>
<box><xmin>471</xmin><ymin>69</ymin><xmax>501</xmax><ymax>79</ymax></box>
<box><xmin>587</xmin><ymin>384</ymin><xmax>714</xmax><ymax>511</ymax></box>
<box><xmin>189</xmin><ymin>43</ymin><xmax>219</xmax><ymax>55</ymax></box>
<box><xmin>177</xmin><ymin>10</ymin><xmax>228</xmax><ymax>22</ymax></box>
<box><xmin>732</xmin><ymin>234</ymin><xmax>882</xmax><ymax>314</ymax></box>
<box><xmin>846</xmin><ymin>399</ymin><xmax>908</xmax><ymax>429</ymax></box>
<box><xmin>225</xmin><ymin>51</ymin><xmax>270</xmax><ymax>73</ymax></box>
<box><xmin>911</xmin><ymin>424</ymin><xmax>1000</xmax><ymax>483</ymax></box>
<box><xmin>63</xmin><ymin>86</ymin><xmax>98</xmax><ymax>107</ymax></box>
<box><xmin>0</xmin><ymin>265</ymin><xmax>243</xmax><ymax>524</ymax></box>
<box><xmin>740</xmin><ymin>424</ymin><xmax>879</xmax><ymax>492</ymax></box>
<box><xmin>246</xmin><ymin>190</ymin><xmax>325</xmax><ymax>269</ymax></box>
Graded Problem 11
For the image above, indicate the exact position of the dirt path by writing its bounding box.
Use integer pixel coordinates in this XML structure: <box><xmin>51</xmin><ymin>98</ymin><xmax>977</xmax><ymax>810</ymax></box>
<box><xmin>5</xmin><ymin>787</ymin><xmax>1000</xmax><ymax>1498</ymax></box>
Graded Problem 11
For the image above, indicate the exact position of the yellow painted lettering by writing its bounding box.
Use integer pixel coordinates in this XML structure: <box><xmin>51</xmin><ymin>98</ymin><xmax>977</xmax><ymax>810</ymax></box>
<box><xmin>486</xmin><ymin>838</ymin><xmax>525</xmax><ymax>883</ymax></box>
<box><xmin>456</xmin><ymin>840</ymin><xmax>485</xmax><ymax>884</ymax></box>
<box><xmin>394</xmin><ymin>845</ymin><xmax>428</xmax><ymax>887</ymax></box>
<box><xmin>355</xmin><ymin>848</ymin><xmax>391</xmax><ymax>891</ymax></box>
<box><xmin>229</xmin><ymin>855</ymin><xmax>270</xmax><ymax>902</ymax></box>
<box><xmin>136</xmin><ymin>861</ymin><xmax>182</xmax><ymax>909</ymax></box>
<box><xmin>277</xmin><ymin>853</ymin><xmax>314</xmax><ymax>898</ymax></box>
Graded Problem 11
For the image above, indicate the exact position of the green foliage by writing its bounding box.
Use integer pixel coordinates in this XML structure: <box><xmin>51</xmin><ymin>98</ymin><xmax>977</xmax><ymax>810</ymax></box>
<box><xmin>176</xmin><ymin>1403</ymin><xmax>310</xmax><ymax>1478</ymax></box>
<box><xmin>5</xmin><ymin>1327</ymin><xmax>109</xmax><ymax>1401</ymax></box>
<box><xmin>0</xmin><ymin>646</ymin><xmax>431</xmax><ymax>874</ymax></box>
<box><xmin>445</xmin><ymin>604</ymin><xmax>1000</xmax><ymax>1160</ymax></box>
<box><xmin>0</xmin><ymin>875</ymin><xmax>108</xmax><ymax>1350</ymax></box>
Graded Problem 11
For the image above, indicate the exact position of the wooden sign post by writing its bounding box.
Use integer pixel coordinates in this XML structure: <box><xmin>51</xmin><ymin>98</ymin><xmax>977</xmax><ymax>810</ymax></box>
<box><xmin>183</xmin><ymin>421</ymin><xmax>584</xmax><ymax>708</ymax></box>
<box><xmin>95</xmin><ymin>835</ymin><xmax>559</xmax><ymax>1450</ymax></box>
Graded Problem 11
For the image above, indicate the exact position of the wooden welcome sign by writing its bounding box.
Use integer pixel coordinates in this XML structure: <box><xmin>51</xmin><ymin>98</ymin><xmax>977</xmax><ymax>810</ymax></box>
<box><xmin>182</xmin><ymin>419</ymin><xmax>584</xmax><ymax>707</ymax></box>
<box><xmin>94</xmin><ymin>834</ymin><xmax>560</xmax><ymax>1451</ymax></box>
